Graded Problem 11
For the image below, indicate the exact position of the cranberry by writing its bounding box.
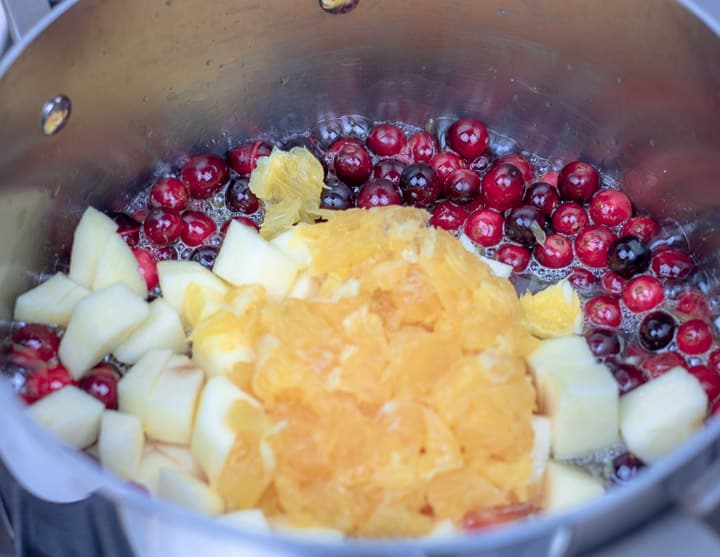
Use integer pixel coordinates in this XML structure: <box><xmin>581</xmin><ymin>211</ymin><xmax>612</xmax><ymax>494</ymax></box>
<box><xmin>356</xmin><ymin>179</ymin><xmax>403</xmax><ymax>209</ymax></box>
<box><xmin>12</xmin><ymin>324</ymin><xmax>60</xmax><ymax>362</ymax></box>
<box><xmin>676</xmin><ymin>320</ymin><xmax>713</xmax><ymax>355</ymax></box>
<box><xmin>622</xmin><ymin>276</ymin><xmax>665</xmax><ymax>313</ymax></box>
<box><xmin>372</xmin><ymin>159</ymin><xmax>407</xmax><ymax>186</ymax></box>
<box><xmin>551</xmin><ymin>203</ymin><xmax>588</xmax><ymax>235</ymax></box>
<box><xmin>622</xmin><ymin>216</ymin><xmax>660</xmax><ymax>244</ymax></box>
<box><xmin>709</xmin><ymin>349</ymin><xmax>720</xmax><ymax>374</ymax></box>
<box><xmin>79</xmin><ymin>363</ymin><xmax>120</xmax><ymax>409</ymax></box>
<box><xmin>651</xmin><ymin>247</ymin><xmax>694</xmax><ymax>280</ymax></box>
<box><xmin>143</xmin><ymin>208</ymin><xmax>182</xmax><ymax>245</ymax></box>
<box><xmin>225</xmin><ymin>179</ymin><xmax>260</xmax><ymax>214</ymax></box>
<box><xmin>366</xmin><ymin>123</ymin><xmax>407</xmax><ymax>156</ymax></box>
<box><xmin>585</xmin><ymin>329</ymin><xmax>622</xmax><ymax>358</ymax></box>
<box><xmin>132</xmin><ymin>248</ymin><xmax>159</xmax><ymax>290</ymax></box>
<box><xmin>600</xmin><ymin>272</ymin><xmax>625</xmax><ymax>295</ymax></box>
<box><xmin>154</xmin><ymin>246</ymin><xmax>178</xmax><ymax>261</ymax></box>
<box><xmin>444</xmin><ymin>168</ymin><xmax>481</xmax><ymax>204</ymax></box>
<box><xmin>180</xmin><ymin>211</ymin><xmax>217</xmax><ymax>247</ymax></box>
<box><xmin>607</xmin><ymin>360</ymin><xmax>647</xmax><ymax>394</ymax></box>
<box><xmin>468</xmin><ymin>154</ymin><xmax>492</xmax><ymax>174</ymax></box>
<box><xmin>638</xmin><ymin>311</ymin><xmax>676</xmax><ymax>351</ymax></box>
<box><xmin>568</xmin><ymin>268</ymin><xmax>597</xmax><ymax>292</ymax></box>
<box><xmin>607</xmin><ymin>236</ymin><xmax>651</xmax><ymax>279</ymax></box>
<box><xmin>2</xmin><ymin>344</ymin><xmax>48</xmax><ymax>377</ymax></box>
<box><xmin>445</xmin><ymin>118</ymin><xmax>489</xmax><ymax>159</ymax></box>
<box><xmin>586</xmin><ymin>294</ymin><xmax>622</xmax><ymax>328</ymax></box>
<box><xmin>497</xmin><ymin>244</ymin><xmax>531</xmax><ymax>273</ymax></box>
<box><xmin>109</xmin><ymin>212</ymin><xmax>142</xmax><ymax>247</ymax></box>
<box><xmin>612</xmin><ymin>453</ymin><xmax>645</xmax><ymax>483</ymax></box>
<box><xmin>464</xmin><ymin>209</ymin><xmax>504</xmax><ymax>247</ymax></box>
<box><xmin>180</xmin><ymin>154</ymin><xmax>229</xmax><ymax>199</ymax></box>
<box><xmin>496</xmin><ymin>153</ymin><xmax>534</xmax><ymax>183</ymax></box>
<box><xmin>688</xmin><ymin>365</ymin><xmax>720</xmax><ymax>402</ymax></box>
<box><xmin>642</xmin><ymin>352</ymin><xmax>686</xmax><ymax>378</ymax></box>
<box><xmin>712</xmin><ymin>397</ymin><xmax>720</xmax><ymax>416</ymax></box>
<box><xmin>524</xmin><ymin>183</ymin><xmax>559</xmax><ymax>217</ymax></box>
<box><xmin>333</xmin><ymin>142</ymin><xmax>373</xmax><ymax>186</ymax></box>
<box><xmin>589</xmin><ymin>190</ymin><xmax>633</xmax><ymax>226</ymax></box>
<box><xmin>557</xmin><ymin>161</ymin><xmax>600</xmax><ymax>203</ymax></box>
<box><xmin>227</xmin><ymin>140</ymin><xmax>273</xmax><ymax>176</ymax></box>
<box><xmin>190</xmin><ymin>246</ymin><xmax>219</xmax><ymax>269</ymax></box>
<box><xmin>221</xmin><ymin>216</ymin><xmax>260</xmax><ymax>233</ymax></box>
<box><xmin>149</xmin><ymin>178</ymin><xmax>189</xmax><ymax>211</ymax></box>
<box><xmin>430</xmin><ymin>201</ymin><xmax>466</xmax><ymax>231</ymax></box>
<box><xmin>407</xmin><ymin>131</ymin><xmax>438</xmax><ymax>162</ymax></box>
<box><xmin>399</xmin><ymin>163</ymin><xmax>442</xmax><ymax>207</ymax></box>
<box><xmin>677</xmin><ymin>290</ymin><xmax>711</xmax><ymax>320</ymax></box>
<box><xmin>430</xmin><ymin>152</ymin><xmax>466</xmax><ymax>184</ymax></box>
<box><xmin>575</xmin><ymin>225</ymin><xmax>617</xmax><ymax>268</ymax></box>
<box><xmin>22</xmin><ymin>365</ymin><xmax>74</xmax><ymax>404</ymax></box>
<box><xmin>504</xmin><ymin>205</ymin><xmax>544</xmax><ymax>247</ymax></box>
<box><xmin>482</xmin><ymin>163</ymin><xmax>524</xmax><ymax>211</ymax></box>
<box><xmin>320</xmin><ymin>181</ymin><xmax>355</xmax><ymax>210</ymax></box>
<box><xmin>534</xmin><ymin>234</ymin><xmax>573</xmax><ymax>268</ymax></box>
<box><xmin>541</xmin><ymin>170</ymin><xmax>559</xmax><ymax>187</ymax></box>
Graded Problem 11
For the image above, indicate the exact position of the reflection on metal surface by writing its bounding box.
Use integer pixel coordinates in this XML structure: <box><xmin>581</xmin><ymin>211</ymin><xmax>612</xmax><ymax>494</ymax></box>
<box><xmin>40</xmin><ymin>94</ymin><xmax>71</xmax><ymax>135</ymax></box>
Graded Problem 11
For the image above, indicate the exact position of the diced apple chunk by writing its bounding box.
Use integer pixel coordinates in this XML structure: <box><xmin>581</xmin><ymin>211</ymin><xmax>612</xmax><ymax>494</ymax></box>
<box><xmin>14</xmin><ymin>272</ymin><xmax>89</xmax><ymax>326</ymax></box>
<box><xmin>543</xmin><ymin>461</ymin><xmax>605</xmax><ymax>512</ymax></box>
<box><xmin>135</xmin><ymin>443</ymin><xmax>203</xmax><ymax>494</ymax></box>
<box><xmin>58</xmin><ymin>284</ymin><xmax>150</xmax><ymax>379</ymax></box>
<box><xmin>620</xmin><ymin>367</ymin><xmax>707</xmax><ymax>463</ymax></box>
<box><xmin>157</xmin><ymin>261</ymin><xmax>229</xmax><ymax>327</ymax></box>
<box><xmin>269</xmin><ymin>225</ymin><xmax>312</xmax><ymax>267</ymax></box>
<box><xmin>530</xmin><ymin>416</ymin><xmax>552</xmax><ymax>484</ymax></box>
<box><xmin>98</xmin><ymin>411</ymin><xmax>144</xmax><ymax>480</ymax></box>
<box><xmin>118</xmin><ymin>349</ymin><xmax>173</xmax><ymax>421</ymax></box>
<box><xmin>92</xmin><ymin>232</ymin><xmax>148</xmax><ymax>298</ymax></box>
<box><xmin>213</xmin><ymin>220</ymin><xmax>300</xmax><ymax>298</ymax></box>
<box><xmin>216</xmin><ymin>509</ymin><xmax>271</xmax><ymax>533</ymax></box>
<box><xmin>288</xmin><ymin>272</ymin><xmax>319</xmax><ymax>300</ymax></box>
<box><xmin>157</xmin><ymin>468</ymin><xmax>224</xmax><ymax>515</ymax></box>
<box><xmin>69</xmin><ymin>207</ymin><xmax>119</xmax><ymax>289</ymax></box>
<box><xmin>27</xmin><ymin>386</ymin><xmax>105</xmax><ymax>449</ymax></box>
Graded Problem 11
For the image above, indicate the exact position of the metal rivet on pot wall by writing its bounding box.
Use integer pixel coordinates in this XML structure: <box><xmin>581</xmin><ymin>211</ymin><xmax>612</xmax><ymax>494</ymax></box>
<box><xmin>41</xmin><ymin>95</ymin><xmax>71</xmax><ymax>136</ymax></box>
<box><xmin>319</xmin><ymin>0</ymin><xmax>359</xmax><ymax>14</ymax></box>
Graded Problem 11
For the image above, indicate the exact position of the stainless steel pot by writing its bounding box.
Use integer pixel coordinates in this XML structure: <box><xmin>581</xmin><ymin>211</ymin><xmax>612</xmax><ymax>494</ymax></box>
<box><xmin>1</xmin><ymin>0</ymin><xmax>720</xmax><ymax>555</ymax></box>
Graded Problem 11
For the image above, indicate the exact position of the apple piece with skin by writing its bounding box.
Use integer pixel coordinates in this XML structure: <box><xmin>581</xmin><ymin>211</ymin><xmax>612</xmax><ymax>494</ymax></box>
<box><xmin>118</xmin><ymin>349</ymin><xmax>173</xmax><ymax>421</ymax></box>
<box><xmin>157</xmin><ymin>468</ymin><xmax>224</xmax><ymax>516</ymax></box>
<box><xmin>27</xmin><ymin>386</ymin><xmax>105</xmax><ymax>449</ymax></box>
<box><xmin>542</xmin><ymin>461</ymin><xmax>605</xmax><ymax>512</ymax></box>
<box><xmin>216</xmin><ymin>509</ymin><xmax>271</xmax><ymax>533</ymax></box>
<box><xmin>58</xmin><ymin>283</ymin><xmax>150</xmax><ymax>379</ymax></box>
<box><xmin>135</xmin><ymin>442</ymin><xmax>203</xmax><ymax>494</ymax></box>
<box><xmin>98</xmin><ymin>410</ymin><xmax>144</xmax><ymax>480</ymax></box>
<box><xmin>69</xmin><ymin>207</ymin><xmax>119</xmax><ymax>289</ymax></box>
<box><xmin>157</xmin><ymin>261</ymin><xmax>229</xmax><ymax>327</ymax></box>
<box><xmin>92</xmin><ymin>232</ymin><xmax>148</xmax><ymax>298</ymax></box>
<box><xmin>14</xmin><ymin>272</ymin><xmax>89</xmax><ymax>326</ymax></box>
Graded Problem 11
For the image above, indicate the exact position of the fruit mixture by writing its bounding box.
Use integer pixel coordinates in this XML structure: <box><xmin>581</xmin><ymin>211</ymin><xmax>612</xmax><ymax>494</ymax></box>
<box><xmin>4</xmin><ymin>116</ymin><xmax>719</xmax><ymax>538</ymax></box>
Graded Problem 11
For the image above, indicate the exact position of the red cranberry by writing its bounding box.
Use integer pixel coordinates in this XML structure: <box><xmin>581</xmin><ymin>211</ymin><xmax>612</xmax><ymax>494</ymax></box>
<box><xmin>612</xmin><ymin>453</ymin><xmax>645</xmax><ymax>483</ymax></box>
<box><xmin>430</xmin><ymin>152</ymin><xmax>466</xmax><ymax>184</ymax></box>
<box><xmin>221</xmin><ymin>216</ymin><xmax>260</xmax><ymax>234</ymax></box>
<box><xmin>366</xmin><ymin>123</ymin><xmax>407</xmax><ymax>156</ymax></box>
<box><xmin>504</xmin><ymin>205</ymin><xmax>544</xmax><ymax>247</ymax></box>
<box><xmin>2</xmin><ymin>344</ymin><xmax>48</xmax><ymax>376</ymax></box>
<box><xmin>320</xmin><ymin>180</ymin><xmax>355</xmax><ymax>210</ymax></box>
<box><xmin>180</xmin><ymin>154</ymin><xmax>229</xmax><ymax>199</ymax></box>
<box><xmin>190</xmin><ymin>246</ymin><xmax>219</xmax><ymax>269</ymax></box>
<box><xmin>468</xmin><ymin>154</ymin><xmax>492</xmax><ymax>174</ymax></box>
<box><xmin>534</xmin><ymin>234</ymin><xmax>573</xmax><ymax>268</ymax></box>
<box><xmin>333</xmin><ymin>142</ymin><xmax>373</xmax><ymax>186</ymax></box>
<box><xmin>600</xmin><ymin>272</ymin><xmax>625</xmax><ymax>295</ymax></box>
<box><xmin>622</xmin><ymin>275</ymin><xmax>665</xmax><ymax>313</ymax></box>
<box><xmin>638</xmin><ymin>311</ymin><xmax>676</xmax><ymax>351</ymax></box>
<box><xmin>482</xmin><ymin>163</ymin><xmax>524</xmax><ymax>211</ymax></box>
<box><xmin>642</xmin><ymin>352</ymin><xmax>686</xmax><ymax>378</ymax></box>
<box><xmin>607</xmin><ymin>236</ymin><xmax>652</xmax><ymax>279</ymax></box>
<box><xmin>589</xmin><ymin>190</ymin><xmax>632</xmax><ymax>226</ymax></box>
<box><xmin>445</xmin><ymin>118</ymin><xmax>489</xmax><ymax>159</ymax></box>
<box><xmin>149</xmin><ymin>178</ymin><xmax>189</xmax><ymax>211</ymax></box>
<box><xmin>225</xmin><ymin>179</ymin><xmax>260</xmax><ymax>214</ymax></box>
<box><xmin>399</xmin><ymin>163</ymin><xmax>442</xmax><ymax>207</ymax></box>
<box><xmin>709</xmin><ymin>350</ymin><xmax>720</xmax><ymax>374</ymax></box>
<box><xmin>407</xmin><ymin>131</ymin><xmax>438</xmax><ymax>162</ymax></box>
<box><xmin>607</xmin><ymin>360</ymin><xmax>647</xmax><ymax>394</ymax></box>
<box><xmin>585</xmin><ymin>328</ymin><xmax>622</xmax><ymax>358</ymax></box>
<box><xmin>132</xmin><ymin>248</ymin><xmax>159</xmax><ymax>290</ymax></box>
<box><xmin>551</xmin><ymin>203</ymin><xmax>588</xmax><ymax>235</ymax></box>
<box><xmin>497</xmin><ymin>244</ymin><xmax>531</xmax><ymax>273</ymax></box>
<box><xmin>496</xmin><ymin>153</ymin><xmax>534</xmax><ymax>183</ymax></box>
<box><xmin>444</xmin><ymin>168</ymin><xmax>481</xmax><ymax>204</ymax></box>
<box><xmin>651</xmin><ymin>247</ymin><xmax>694</xmax><ymax>280</ymax></box>
<box><xmin>677</xmin><ymin>290</ymin><xmax>711</xmax><ymax>320</ymax></box>
<box><xmin>688</xmin><ymin>365</ymin><xmax>720</xmax><ymax>402</ymax></box>
<box><xmin>465</xmin><ymin>196</ymin><xmax>486</xmax><ymax>213</ymax></box>
<box><xmin>621</xmin><ymin>216</ymin><xmax>660</xmax><ymax>244</ymax></box>
<box><xmin>109</xmin><ymin>212</ymin><xmax>142</xmax><ymax>247</ymax></box>
<box><xmin>180</xmin><ymin>211</ymin><xmax>217</xmax><ymax>247</ymax></box>
<box><xmin>12</xmin><ymin>324</ymin><xmax>60</xmax><ymax>362</ymax></box>
<box><xmin>22</xmin><ymin>365</ymin><xmax>74</xmax><ymax>404</ymax></box>
<box><xmin>79</xmin><ymin>363</ymin><xmax>120</xmax><ymax>409</ymax></box>
<box><xmin>575</xmin><ymin>225</ymin><xmax>617</xmax><ymax>268</ymax></box>
<box><xmin>586</xmin><ymin>294</ymin><xmax>622</xmax><ymax>328</ymax></box>
<box><xmin>372</xmin><ymin>159</ymin><xmax>407</xmax><ymax>186</ymax></box>
<box><xmin>557</xmin><ymin>161</ymin><xmax>600</xmax><ymax>203</ymax></box>
<box><xmin>524</xmin><ymin>183</ymin><xmax>559</xmax><ymax>217</ymax></box>
<box><xmin>464</xmin><ymin>209</ymin><xmax>504</xmax><ymax>247</ymax></box>
<box><xmin>541</xmin><ymin>170</ymin><xmax>559</xmax><ymax>187</ymax></box>
<box><xmin>356</xmin><ymin>179</ymin><xmax>403</xmax><ymax>209</ymax></box>
<box><xmin>154</xmin><ymin>246</ymin><xmax>178</xmax><ymax>261</ymax></box>
<box><xmin>143</xmin><ymin>209</ymin><xmax>182</xmax><ymax>245</ymax></box>
<box><xmin>676</xmin><ymin>319</ymin><xmax>713</xmax><ymax>355</ymax></box>
<box><xmin>227</xmin><ymin>140</ymin><xmax>273</xmax><ymax>176</ymax></box>
<box><xmin>430</xmin><ymin>201</ymin><xmax>466</xmax><ymax>231</ymax></box>
<box><xmin>568</xmin><ymin>268</ymin><xmax>597</xmax><ymax>292</ymax></box>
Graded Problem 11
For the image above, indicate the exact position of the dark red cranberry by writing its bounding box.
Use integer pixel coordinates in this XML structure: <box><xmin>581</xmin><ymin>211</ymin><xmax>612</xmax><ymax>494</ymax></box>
<box><xmin>568</xmin><ymin>268</ymin><xmax>597</xmax><ymax>292</ymax></box>
<box><xmin>607</xmin><ymin>236</ymin><xmax>651</xmax><ymax>279</ymax></box>
<box><xmin>600</xmin><ymin>272</ymin><xmax>625</xmax><ymax>295</ymax></box>
<box><xmin>585</xmin><ymin>329</ymin><xmax>622</xmax><ymax>358</ymax></box>
<box><xmin>333</xmin><ymin>142</ymin><xmax>373</xmax><ymax>186</ymax></box>
<box><xmin>676</xmin><ymin>290</ymin><xmax>711</xmax><ymax>320</ymax></box>
<box><xmin>482</xmin><ymin>163</ymin><xmax>524</xmax><ymax>211</ymax></box>
<box><xmin>586</xmin><ymin>294</ymin><xmax>622</xmax><ymax>328</ymax></box>
<box><xmin>132</xmin><ymin>248</ymin><xmax>158</xmax><ymax>290</ymax></box>
<box><xmin>372</xmin><ymin>159</ymin><xmax>407</xmax><ymax>186</ymax></box>
<box><xmin>154</xmin><ymin>246</ymin><xmax>178</xmax><ymax>261</ymax></box>
<box><xmin>366</xmin><ymin>123</ymin><xmax>407</xmax><ymax>156</ymax></box>
<box><xmin>468</xmin><ymin>154</ymin><xmax>492</xmax><ymax>174</ymax></box>
<box><xmin>651</xmin><ymin>247</ymin><xmax>694</xmax><ymax>280</ymax></box>
<box><xmin>622</xmin><ymin>217</ymin><xmax>660</xmax><ymax>244</ymax></box>
<box><xmin>677</xmin><ymin>320</ymin><xmax>713</xmax><ymax>355</ymax></box>
<box><xmin>557</xmin><ymin>161</ymin><xmax>600</xmax><ymax>203</ymax></box>
<box><xmin>227</xmin><ymin>140</ymin><xmax>273</xmax><ymax>176</ymax></box>
<box><xmin>12</xmin><ymin>324</ymin><xmax>60</xmax><ymax>362</ymax></box>
<box><xmin>551</xmin><ymin>203</ymin><xmax>588</xmax><ymax>235</ymax></box>
<box><xmin>407</xmin><ymin>131</ymin><xmax>438</xmax><ymax>163</ymax></box>
<box><xmin>399</xmin><ymin>163</ymin><xmax>442</xmax><ymax>207</ymax></box>
<box><xmin>612</xmin><ymin>453</ymin><xmax>645</xmax><ymax>483</ymax></box>
<box><xmin>497</xmin><ymin>244</ymin><xmax>531</xmax><ymax>273</ymax></box>
<box><xmin>541</xmin><ymin>170</ymin><xmax>559</xmax><ymax>187</ymax></box>
<box><xmin>430</xmin><ymin>201</ymin><xmax>466</xmax><ymax>231</ymax></box>
<box><xmin>2</xmin><ymin>344</ymin><xmax>48</xmax><ymax>377</ymax></box>
<box><xmin>190</xmin><ymin>246</ymin><xmax>219</xmax><ymax>269</ymax></box>
<box><xmin>430</xmin><ymin>152</ymin><xmax>466</xmax><ymax>184</ymax></box>
<box><xmin>225</xmin><ymin>179</ymin><xmax>260</xmax><ymax>214</ymax></box>
<box><xmin>465</xmin><ymin>196</ymin><xmax>486</xmax><ymax>214</ymax></box>
<box><xmin>109</xmin><ymin>212</ymin><xmax>142</xmax><ymax>247</ymax></box>
<box><xmin>445</xmin><ymin>118</ymin><xmax>489</xmax><ymax>159</ymax></box>
<box><xmin>607</xmin><ymin>360</ymin><xmax>647</xmax><ymax>394</ymax></box>
<box><xmin>496</xmin><ymin>153</ymin><xmax>533</xmax><ymax>183</ymax></box>
<box><xmin>149</xmin><ymin>178</ymin><xmax>189</xmax><ymax>211</ymax></box>
<box><xmin>221</xmin><ymin>216</ymin><xmax>259</xmax><ymax>234</ymax></box>
<box><xmin>622</xmin><ymin>275</ymin><xmax>665</xmax><ymax>313</ymax></box>
<box><xmin>356</xmin><ymin>179</ymin><xmax>403</xmax><ymax>209</ymax></box>
<box><xmin>534</xmin><ymin>234</ymin><xmax>573</xmax><ymax>268</ymax></box>
<box><xmin>504</xmin><ymin>205</ymin><xmax>544</xmax><ymax>247</ymax></box>
<box><xmin>444</xmin><ymin>168</ymin><xmax>481</xmax><ymax>204</ymax></box>
<box><xmin>709</xmin><ymin>349</ymin><xmax>720</xmax><ymax>374</ymax></box>
<box><xmin>524</xmin><ymin>183</ymin><xmax>559</xmax><ymax>217</ymax></box>
<box><xmin>688</xmin><ymin>365</ymin><xmax>720</xmax><ymax>402</ymax></box>
<box><xmin>320</xmin><ymin>181</ymin><xmax>355</xmax><ymax>210</ymax></box>
<box><xmin>79</xmin><ymin>363</ymin><xmax>120</xmax><ymax>409</ymax></box>
<box><xmin>180</xmin><ymin>154</ymin><xmax>229</xmax><ymax>199</ymax></box>
<box><xmin>464</xmin><ymin>209</ymin><xmax>504</xmax><ymax>247</ymax></box>
<box><xmin>143</xmin><ymin>209</ymin><xmax>182</xmax><ymax>245</ymax></box>
<box><xmin>22</xmin><ymin>365</ymin><xmax>74</xmax><ymax>404</ymax></box>
<box><xmin>575</xmin><ymin>225</ymin><xmax>617</xmax><ymax>268</ymax></box>
<box><xmin>180</xmin><ymin>211</ymin><xmax>217</xmax><ymax>247</ymax></box>
<box><xmin>638</xmin><ymin>311</ymin><xmax>676</xmax><ymax>351</ymax></box>
<box><xmin>642</xmin><ymin>352</ymin><xmax>687</xmax><ymax>378</ymax></box>
<box><xmin>589</xmin><ymin>190</ymin><xmax>632</xmax><ymax>226</ymax></box>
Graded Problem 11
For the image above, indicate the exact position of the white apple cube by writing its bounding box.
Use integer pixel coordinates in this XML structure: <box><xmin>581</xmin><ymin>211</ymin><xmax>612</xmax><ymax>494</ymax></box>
<box><xmin>118</xmin><ymin>349</ymin><xmax>173</xmax><ymax>421</ymax></box>
<box><xmin>270</xmin><ymin>225</ymin><xmax>312</xmax><ymax>267</ymax></box>
<box><xmin>216</xmin><ymin>509</ymin><xmax>271</xmax><ymax>533</ymax></box>
<box><xmin>620</xmin><ymin>367</ymin><xmax>707</xmax><ymax>463</ymax></box>
<box><xmin>98</xmin><ymin>411</ymin><xmax>144</xmax><ymax>480</ymax></box>
<box><xmin>157</xmin><ymin>261</ymin><xmax>229</xmax><ymax>326</ymax></box>
<box><xmin>69</xmin><ymin>207</ymin><xmax>119</xmax><ymax>289</ymax></box>
<box><xmin>58</xmin><ymin>283</ymin><xmax>150</xmax><ymax>379</ymax></box>
<box><xmin>157</xmin><ymin>468</ymin><xmax>224</xmax><ymax>516</ymax></box>
<box><xmin>531</xmin><ymin>416</ymin><xmax>552</xmax><ymax>484</ymax></box>
<box><xmin>136</xmin><ymin>443</ymin><xmax>203</xmax><ymax>494</ymax></box>
<box><xmin>14</xmin><ymin>272</ymin><xmax>89</xmax><ymax>326</ymax></box>
<box><xmin>27</xmin><ymin>386</ymin><xmax>105</xmax><ymax>449</ymax></box>
<box><xmin>542</xmin><ymin>461</ymin><xmax>605</xmax><ymax>512</ymax></box>
<box><xmin>92</xmin><ymin>232</ymin><xmax>148</xmax><ymax>298</ymax></box>
<box><xmin>213</xmin><ymin>220</ymin><xmax>300</xmax><ymax>298</ymax></box>
<box><xmin>288</xmin><ymin>272</ymin><xmax>319</xmax><ymax>300</ymax></box>
<box><xmin>192</xmin><ymin>329</ymin><xmax>255</xmax><ymax>379</ymax></box>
